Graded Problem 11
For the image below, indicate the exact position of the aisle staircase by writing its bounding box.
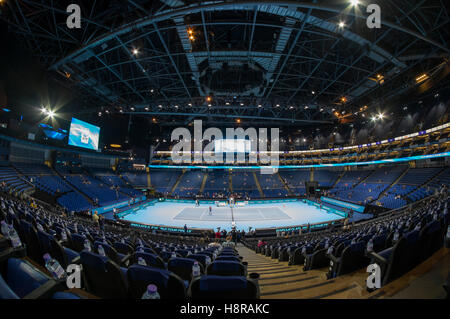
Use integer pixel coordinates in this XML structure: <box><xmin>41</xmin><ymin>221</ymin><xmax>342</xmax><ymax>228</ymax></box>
<box><xmin>236</xmin><ymin>244</ymin><xmax>449</xmax><ymax>299</ymax></box>
<box><xmin>374</xmin><ymin>166</ymin><xmax>410</xmax><ymax>202</ymax></box>
<box><xmin>52</xmin><ymin>168</ymin><xmax>94</xmax><ymax>205</ymax></box>
<box><xmin>277</xmin><ymin>173</ymin><xmax>292</xmax><ymax>196</ymax></box>
<box><xmin>199</xmin><ymin>172</ymin><xmax>208</xmax><ymax>194</ymax></box>
<box><xmin>236</xmin><ymin>245</ymin><xmax>367</xmax><ymax>299</ymax></box>
<box><xmin>171</xmin><ymin>169</ymin><xmax>186</xmax><ymax>194</ymax></box>
<box><xmin>253</xmin><ymin>172</ymin><xmax>264</xmax><ymax>198</ymax></box>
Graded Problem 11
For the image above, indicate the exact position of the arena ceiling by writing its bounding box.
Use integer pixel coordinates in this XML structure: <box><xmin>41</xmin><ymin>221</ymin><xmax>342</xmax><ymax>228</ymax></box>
<box><xmin>1</xmin><ymin>0</ymin><xmax>450</xmax><ymax>127</ymax></box>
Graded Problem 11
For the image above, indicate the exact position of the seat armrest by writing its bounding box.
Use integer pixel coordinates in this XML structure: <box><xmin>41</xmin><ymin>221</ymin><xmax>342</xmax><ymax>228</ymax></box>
<box><xmin>120</xmin><ymin>253</ymin><xmax>131</xmax><ymax>266</ymax></box>
<box><xmin>328</xmin><ymin>254</ymin><xmax>340</xmax><ymax>263</ymax></box>
<box><xmin>368</xmin><ymin>251</ymin><xmax>387</xmax><ymax>265</ymax></box>
<box><xmin>23</xmin><ymin>280</ymin><xmax>62</xmax><ymax>299</ymax></box>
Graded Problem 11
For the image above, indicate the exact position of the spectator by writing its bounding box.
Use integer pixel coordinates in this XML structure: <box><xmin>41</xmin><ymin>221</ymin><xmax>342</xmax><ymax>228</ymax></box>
<box><xmin>92</xmin><ymin>210</ymin><xmax>99</xmax><ymax>226</ymax></box>
<box><xmin>257</xmin><ymin>239</ymin><xmax>267</xmax><ymax>248</ymax></box>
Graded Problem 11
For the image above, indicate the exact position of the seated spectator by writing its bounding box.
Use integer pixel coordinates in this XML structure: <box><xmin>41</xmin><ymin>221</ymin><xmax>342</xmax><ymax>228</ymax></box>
<box><xmin>257</xmin><ymin>239</ymin><xmax>267</xmax><ymax>248</ymax></box>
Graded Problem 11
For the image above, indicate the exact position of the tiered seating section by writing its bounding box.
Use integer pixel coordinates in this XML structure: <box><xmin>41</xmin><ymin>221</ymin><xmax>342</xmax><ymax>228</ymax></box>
<box><xmin>63</xmin><ymin>174</ymin><xmax>128</xmax><ymax>206</ymax></box>
<box><xmin>0</xmin><ymin>166</ymin><xmax>33</xmax><ymax>194</ymax></box>
<box><xmin>172</xmin><ymin>171</ymin><xmax>204</xmax><ymax>197</ymax></box>
<box><xmin>1</xmin><ymin>188</ymin><xmax>447</xmax><ymax>299</ymax></box>
<box><xmin>257</xmin><ymin>173</ymin><xmax>288</xmax><ymax>198</ymax></box>
<box><xmin>245</xmin><ymin>195</ymin><xmax>448</xmax><ymax>289</ymax></box>
<box><xmin>231</xmin><ymin>171</ymin><xmax>260</xmax><ymax>198</ymax></box>
<box><xmin>0</xmin><ymin>194</ymin><xmax>256</xmax><ymax>299</ymax></box>
<box><xmin>278</xmin><ymin>170</ymin><xmax>309</xmax><ymax>196</ymax></box>
<box><xmin>149</xmin><ymin>169</ymin><xmax>182</xmax><ymax>194</ymax></box>
<box><xmin>90</xmin><ymin>169</ymin><xmax>142</xmax><ymax>197</ymax></box>
<box><xmin>202</xmin><ymin>170</ymin><xmax>230</xmax><ymax>198</ymax></box>
<box><xmin>329</xmin><ymin>166</ymin><xmax>407</xmax><ymax>205</ymax></box>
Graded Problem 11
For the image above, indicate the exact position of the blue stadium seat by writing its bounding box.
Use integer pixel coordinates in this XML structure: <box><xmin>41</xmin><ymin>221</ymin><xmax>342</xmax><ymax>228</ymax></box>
<box><xmin>189</xmin><ymin>275</ymin><xmax>259</xmax><ymax>299</ymax></box>
<box><xmin>80</xmin><ymin>251</ymin><xmax>128</xmax><ymax>298</ymax></box>
<box><xmin>206</xmin><ymin>261</ymin><xmax>246</xmax><ymax>276</ymax></box>
<box><xmin>127</xmin><ymin>264</ymin><xmax>186</xmax><ymax>299</ymax></box>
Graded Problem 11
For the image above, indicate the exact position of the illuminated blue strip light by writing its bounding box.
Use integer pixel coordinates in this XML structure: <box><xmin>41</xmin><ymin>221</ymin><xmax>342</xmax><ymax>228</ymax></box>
<box><xmin>321</xmin><ymin>196</ymin><xmax>365</xmax><ymax>213</ymax></box>
<box><xmin>149</xmin><ymin>152</ymin><xmax>450</xmax><ymax>169</ymax></box>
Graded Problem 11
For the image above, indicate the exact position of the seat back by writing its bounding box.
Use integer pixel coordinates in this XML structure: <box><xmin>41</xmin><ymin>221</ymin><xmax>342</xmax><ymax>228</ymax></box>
<box><xmin>113</xmin><ymin>242</ymin><xmax>134</xmax><ymax>255</ymax></box>
<box><xmin>338</xmin><ymin>241</ymin><xmax>367</xmax><ymax>276</ymax></box>
<box><xmin>94</xmin><ymin>241</ymin><xmax>120</xmax><ymax>264</ymax></box>
<box><xmin>71</xmin><ymin>233</ymin><xmax>87</xmax><ymax>252</ymax></box>
<box><xmin>215</xmin><ymin>256</ymin><xmax>240</xmax><ymax>262</ymax></box>
<box><xmin>18</xmin><ymin>220</ymin><xmax>41</xmax><ymax>262</ymax></box>
<box><xmin>37</xmin><ymin>230</ymin><xmax>70</xmax><ymax>268</ymax></box>
<box><xmin>4</xmin><ymin>258</ymin><xmax>52</xmax><ymax>298</ymax></box>
<box><xmin>206</xmin><ymin>261</ymin><xmax>245</xmax><ymax>276</ymax></box>
<box><xmin>420</xmin><ymin>220</ymin><xmax>442</xmax><ymax>260</ymax></box>
<box><xmin>0</xmin><ymin>273</ymin><xmax>19</xmax><ymax>299</ymax></box>
<box><xmin>168</xmin><ymin>257</ymin><xmax>204</xmax><ymax>282</ymax></box>
<box><xmin>80</xmin><ymin>251</ymin><xmax>127</xmax><ymax>298</ymax></box>
<box><xmin>127</xmin><ymin>265</ymin><xmax>186</xmax><ymax>299</ymax></box>
<box><xmin>132</xmin><ymin>252</ymin><xmax>166</xmax><ymax>269</ymax></box>
<box><xmin>188</xmin><ymin>254</ymin><xmax>208</xmax><ymax>268</ymax></box>
<box><xmin>189</xmin><ymin>275</ymin><xmax>258</xmax><ymax>299</ymax></box>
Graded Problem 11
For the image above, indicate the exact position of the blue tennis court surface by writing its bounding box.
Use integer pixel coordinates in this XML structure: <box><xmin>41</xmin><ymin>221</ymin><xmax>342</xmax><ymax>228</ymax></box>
<box><xmin>173</xmin><ymin>207</ymin><xmax>291</xmax><ymax>221</ymax></box>
<box><xmin>120</xmin><ymin>200</ymin><xmax>344</xmax><ymax>231</ymax></box>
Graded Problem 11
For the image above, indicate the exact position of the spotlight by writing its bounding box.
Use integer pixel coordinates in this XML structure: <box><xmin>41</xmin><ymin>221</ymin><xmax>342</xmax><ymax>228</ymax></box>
<box><xmin>132</xmin><ymin>48</ymin><xmax>139</xmax><ymax>56</ymax></box>
<box><xmin>378</xmin><ymin>113</ymin><xmax>384</xmax><ymax>119</ymax></box>
<box><xmin>350</xmin><ymin>0</ymin><xmax>359</xmax><ymax>6</ymax></box>
<box><xmin>338</xmin><ymin>21</ymin><xmax>345</xmax><ymax>28</ymax></box>
<box><xmin>41</xmin><ymin>107</ymin><xmax>47</xmax><ymax>114</ymax></box>
<box><xmin>47</xmin><ymin>110</ymin><xmax>55</xmax><ymax>118</ymax></box>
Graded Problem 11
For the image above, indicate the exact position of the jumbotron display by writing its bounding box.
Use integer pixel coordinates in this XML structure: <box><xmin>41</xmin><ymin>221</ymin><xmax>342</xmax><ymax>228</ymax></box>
<box><xmin>68</xmin><ymin>118</ymin><xmax>100</xmax><ymax>151</ymax></box>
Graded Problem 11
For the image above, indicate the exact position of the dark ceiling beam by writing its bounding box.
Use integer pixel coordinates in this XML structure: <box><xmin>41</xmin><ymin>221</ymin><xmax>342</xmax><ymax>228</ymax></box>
<box><xmin>49</xmin><ymin>1</ymin><xmax>450</xmax><ymax>71</ymax></box>
<box><xmin>120</xmin><ymin>112</ymin><xmax>333</xmax><ymax>124</ymax></box>
<box><xmin>93</xmin><ymin>54</ymin><xmax>146</xmax><ymax>102</ymax></box>
<box><xmin>115</xmin><ymin>36</ymin><xmax>170</xmax><ymax>102</ymax></box>
<box><xmin>265</xmin><ymin>5</ymin><xmax>314</xmax><ymax>98</ymax></box>
<box><xmin>152</xmin><ymin>22</ymin><xmax>192</xmax><ymax>99</ymax></box>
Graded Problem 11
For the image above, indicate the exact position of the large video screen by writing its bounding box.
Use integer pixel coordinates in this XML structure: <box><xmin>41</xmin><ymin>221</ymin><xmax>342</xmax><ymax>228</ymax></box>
<box><xmin>214</xmin><ymin>139</ymin><xmax>251</xmax><ymax>153</ymax></box>
<box><xmin>68</xmin><ymin>118</ymin><xmax>100</xmax><ymax>150</ymax></box>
